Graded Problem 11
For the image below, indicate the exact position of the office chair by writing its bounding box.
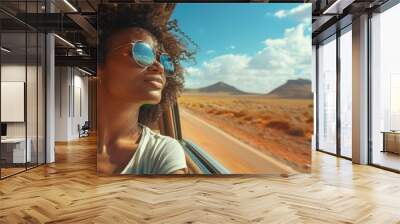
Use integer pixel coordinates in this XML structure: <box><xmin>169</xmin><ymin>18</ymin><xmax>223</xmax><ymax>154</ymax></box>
<box><xmin>79</xmin><ymin>121</ymin><xmax>90</xmax><ymax>138</ymax></box>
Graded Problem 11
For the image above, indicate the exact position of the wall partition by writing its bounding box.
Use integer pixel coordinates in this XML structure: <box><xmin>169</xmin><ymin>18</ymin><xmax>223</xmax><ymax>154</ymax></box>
<box><xmin>0</xmin><ymin>1</ymin><xmax>46</xmax><ymax>179</ymax></box>
<box><xmin>1</xmin><ymin>30</ymin><xmax>28</xmax><ymax>178</ymax></box>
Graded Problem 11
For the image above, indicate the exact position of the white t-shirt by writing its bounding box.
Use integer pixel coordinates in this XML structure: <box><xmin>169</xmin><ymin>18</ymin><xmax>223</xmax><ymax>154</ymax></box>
<box><xmin>120</xmin><ymin>124</ymin><xmax>187</xmax><ymax>175</ymax></box>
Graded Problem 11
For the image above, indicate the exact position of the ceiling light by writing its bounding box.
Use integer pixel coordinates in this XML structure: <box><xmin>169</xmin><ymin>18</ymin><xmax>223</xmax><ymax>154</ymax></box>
<box><xmin>63</xmin><ymin>0</ymin><xmax>78</xmax><ymax>12</ymax></box>
<box><xmin>54</xmin><ymin>34</ymin><xmax>75</xmax><ymax>48</ymax></box>
<box><xmin>78</xmin><ymin>67</ymin><xmax>93</xmax><ymax>76</ymax></box>
<box><xmin>323</xmin><ymin>0</ymin><xmax>355</xmax><ymax>15</ymax></box>
<box><xmin>1</xmin><ymin>47</ymin><xmax>11</xmax><ymax>53</ymax></box>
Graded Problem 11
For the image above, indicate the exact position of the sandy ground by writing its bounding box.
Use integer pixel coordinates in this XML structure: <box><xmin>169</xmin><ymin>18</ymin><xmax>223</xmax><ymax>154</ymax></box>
<box><xmin>180</xmin><ymin>109</ymin><xmax>296</xmax><ymax>174</ymax></box>
<box><xmin>178</xmin><ymin>94</ymin><xmax>312</xmax><ymax>172</ymax></box>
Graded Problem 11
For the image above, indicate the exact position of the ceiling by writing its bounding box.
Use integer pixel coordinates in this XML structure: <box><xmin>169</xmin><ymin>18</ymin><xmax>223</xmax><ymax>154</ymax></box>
<box><xmin>0</xmin><ymin>0</ymin><xmax>394</xmax><ymax>73</ymax></box>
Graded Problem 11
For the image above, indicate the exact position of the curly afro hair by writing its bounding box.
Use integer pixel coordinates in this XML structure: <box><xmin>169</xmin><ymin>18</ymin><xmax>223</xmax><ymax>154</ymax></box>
<box><xmin>98</xmin><ymin>3</ymin><xmax>196</xmax><ymax>126</ymax></box>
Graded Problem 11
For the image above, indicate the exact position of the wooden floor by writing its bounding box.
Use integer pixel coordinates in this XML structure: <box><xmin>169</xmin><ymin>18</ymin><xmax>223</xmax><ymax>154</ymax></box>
<box><xmin>1</xmin><ymin>136</ymin><xmax>400</xmax><ymax>223</ymax></box>
<box><xmin>1</xmin><ymin>167</ymin><xmax>26</xmax><ymax>178</ymax></box>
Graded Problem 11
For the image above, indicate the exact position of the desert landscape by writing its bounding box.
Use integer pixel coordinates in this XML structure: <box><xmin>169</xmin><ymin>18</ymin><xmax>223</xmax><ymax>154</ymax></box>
<box><xmin>178</xmin><ymin>79</ymin><xmax>313</xmax><ymax>172</ymax></box>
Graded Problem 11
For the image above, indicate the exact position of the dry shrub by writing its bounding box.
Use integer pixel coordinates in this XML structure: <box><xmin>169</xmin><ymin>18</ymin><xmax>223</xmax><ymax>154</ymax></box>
<box><xmin>251</xmin><ymin>119</ymin><xmax>260</xmax><ymax>124</ymax></box>
<box><xmin>248</xmin><ymin>118</ymin><xmax>265</xmax><ymax>128</ymax></box>
<box><xmin>207</xmin><ymin>109</ymin><xmax>216</xmax><ymax>114</ymax></box>
<box><xmin>225</xmin><ymin>112</ymin><xmax>235</xmax><ymax>117</ymax></box>
<box><xmin>214</xmin><ymin>110</ymin><xmax>223</xmax><ymax>115</ymax></box>
<box><xmin>262</xmin><ymin>115</ymin><xmax>271</xmax><ymax>120</ymax></box>
<box><xmin>215</xmin><ymin>109</ymin><xmax>232</xmax><ymax>116</ymax></box>
<box><xmin>233</xmin><ymin>111</ymin><xmax>247</xmax><ymax>118</ymax></box>
<box><xmin>265</xmin><ymin>120</ymin><xmax>290</xmax><ymax>131</ymax></box>
<box><xmin>286</xmin><ymin>128</ymin><xmax>305</xmax><ymax>137</ymax></box>
<box><xmin>243</xmin><ymin>115</ymin><xmax>253</xmax><ymax>121</ymax></box>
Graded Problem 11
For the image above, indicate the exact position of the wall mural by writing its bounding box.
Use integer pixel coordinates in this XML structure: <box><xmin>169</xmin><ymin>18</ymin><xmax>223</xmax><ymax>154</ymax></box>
<box><xmin>97</xmin><ymin>3</ymin><xmax>312</xmax><ymax>175</ymax></box>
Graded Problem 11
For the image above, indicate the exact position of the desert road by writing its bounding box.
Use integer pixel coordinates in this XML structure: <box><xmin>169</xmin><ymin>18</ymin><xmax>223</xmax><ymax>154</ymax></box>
<box><xmin>180</xmin><ymin>109</ymin><xmax>296</xmax><ymax>174</ymax></box>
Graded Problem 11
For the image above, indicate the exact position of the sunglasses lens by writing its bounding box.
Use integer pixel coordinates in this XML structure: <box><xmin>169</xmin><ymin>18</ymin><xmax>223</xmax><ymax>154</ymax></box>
<box><xmin>160</xmin><ymin>54</ymin><xmax>175</xmax><ymax>74</ymax></box>
<box><xmin>132</xmin><ymin>42</ymin><xmax>155</xmax><ymax>67</ymax></box>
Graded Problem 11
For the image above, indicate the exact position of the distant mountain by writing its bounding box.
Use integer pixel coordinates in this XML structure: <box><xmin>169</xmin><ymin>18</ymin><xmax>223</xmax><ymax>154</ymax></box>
<box><xmin>266</xmin><ymin>79</ymin><xmax>313</xmax><ymax>99</ymax></box>
<box><xmin>184</xmin><ymin>81</ymin><xmax>250</xmax><ymax>95</ymax></box>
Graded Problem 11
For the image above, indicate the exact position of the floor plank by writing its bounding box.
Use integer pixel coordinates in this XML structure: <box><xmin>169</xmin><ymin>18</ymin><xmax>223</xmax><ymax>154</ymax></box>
<box><xmin>1</xmin><ymin>135</ymin><xmax>400</xmax><ymax>223</ymax></box>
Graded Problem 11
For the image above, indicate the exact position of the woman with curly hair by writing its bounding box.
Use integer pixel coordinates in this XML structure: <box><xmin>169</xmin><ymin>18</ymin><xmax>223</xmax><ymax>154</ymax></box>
<box><xmin>97</xmin><ymin>4</ymin><xmax>195</xmax><ymax>175</ymax></box>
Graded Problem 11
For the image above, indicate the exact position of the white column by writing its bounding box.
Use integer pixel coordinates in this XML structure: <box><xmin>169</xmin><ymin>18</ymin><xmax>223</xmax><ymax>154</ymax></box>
<box><xmin>352</xmin><ymin>14</ymin><xmax>369</xmax><ymax>164</ymax></box>
<box><xmin>46</xmin><ymin>1</ymin><xmax>55</xmax><ymax>163</ymax></box>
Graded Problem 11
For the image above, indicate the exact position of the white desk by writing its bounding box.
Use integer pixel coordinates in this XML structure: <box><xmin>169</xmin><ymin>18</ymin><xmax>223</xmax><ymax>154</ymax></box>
<box><xmin>1</xmin><ymin>138</ymin><xmax>31</xmax><ymax>163</ymax></box>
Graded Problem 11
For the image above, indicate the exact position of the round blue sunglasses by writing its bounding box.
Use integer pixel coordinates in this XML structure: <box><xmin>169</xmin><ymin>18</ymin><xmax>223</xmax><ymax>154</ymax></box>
<box><xmin>111</xmin><ymin>40</ymin><xmax>175</xmax><ymax>75</ymax></box>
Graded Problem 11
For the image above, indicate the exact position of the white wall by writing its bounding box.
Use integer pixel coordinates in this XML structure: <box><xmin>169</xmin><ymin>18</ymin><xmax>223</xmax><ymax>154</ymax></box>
<box><xmin>1</xmin><ymin>65</ymin><xmax>26</xmax><ymax>143</ymax></box>
<box><xmin>55</xmin><ymin>66</ymin><xmax>69</xmax><ymax>141</ymax></box>
<box><xmin>1</xmin><ymin>65</ymin><xmax>25</xmax><ymax>128</ymax></box>
<box><xmin>72</xmin><ymin>73</ymin><xmax>89</xmax><ymax>138</ymax></box>
<box><xmin>1</xmin><ymin>65</ymin><xmax>35</xmax><ymax>138</ymax></box>
<box><xmin>55</xmin><ymin>67</ymin><xmax>89</xmax><ymax>141</ymax></box>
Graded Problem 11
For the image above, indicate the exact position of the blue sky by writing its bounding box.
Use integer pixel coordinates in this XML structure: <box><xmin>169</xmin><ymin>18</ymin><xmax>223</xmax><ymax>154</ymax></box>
<box><xmin>170</xmin><ymin>3</ymin><xmax>312</xmax><ymax>94</ymax></box>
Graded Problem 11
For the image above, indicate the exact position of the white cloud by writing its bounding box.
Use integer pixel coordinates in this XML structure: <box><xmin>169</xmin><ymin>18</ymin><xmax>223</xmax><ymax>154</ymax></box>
<box><xmin>206</xmin><ymin>49</ymin><xmax>216</xmax><ymax>54</ymax></box>
<box><xmin>251</xmin><ymin>23</ymin><xmax>310</xmax><ymax>73</ymax></box>
<box><xmin>203</xmin><ymin>54</ymin><xmax>250</xmax><ymax>75</ymax></box>
<box><xmin>274</xmin><ymin>4</ymin><xmax>311</xmax><ymax>20</ymax></box>
<box><xmin>184</xmin><ymin>23</ymin><xmax>311</xmax><ymax>94</ymax></box>
<box><xmin>227</xmin><ymin>45</ymin><xmax>236</xmax><ymax>50</ymax></box>
<box><xmin>184</xmin><ymin>67</ymin><xmax>202</xmax><ymax>77</ymax></box>
<box><xmin>274</xmin><ymin>10</ymin><xmax>286</xmax><ymax>18</ymax></box>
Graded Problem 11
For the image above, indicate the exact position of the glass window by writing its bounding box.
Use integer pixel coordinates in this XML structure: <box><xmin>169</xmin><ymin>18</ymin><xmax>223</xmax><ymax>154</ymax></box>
<box><xmin>36</xmin><ymin>1</ymin><xmax>46</xmax><ymax>165</ymax></box>
<box><xmin>177</xmin><ymin>4</ymin><xmax>313</xmax><ymax>174</ymax></box>
<box><xmin>1</xmin><ymin>30</ymin><xmax>28</xmax><ymax>177</ymax></box>
<box><xmin>371</xmin><ymin>3</ymin><xmax>400</xmax><ymax>171</ymax></box>
<box><xmin>317</xmin><ymin>35</ymin><xmax>337</xmax><ymax>154</ymax></box>
<box><xmin>27</xmin><ymin>30</ymin><xmax>38</xmax><ymax>169</ymax></box>
<box><xmin>0</xmin><ymin>1</ymin><xmax>46</xmax><ymax>179</ymax></box>
<box><xmin>339</xmin><ymin>27</ymin><xmax>352</xmax><ymax>158</ymax></box>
